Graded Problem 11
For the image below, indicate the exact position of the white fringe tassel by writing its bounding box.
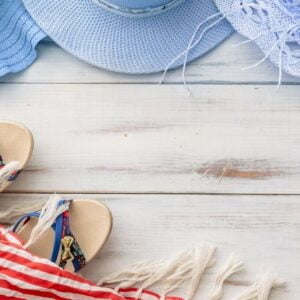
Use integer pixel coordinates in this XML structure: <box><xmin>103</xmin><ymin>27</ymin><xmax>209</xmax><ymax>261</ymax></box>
<box><xmin>185</xmin><ymin>244</ymin><xmax>216</xmax><ymax>300</ymax></box>
<box><xmin>208</xmin><ymin>255</ymin><xmax>244</xmax><ymax>300</ymax></box>
<box><xmin>24</xmin><ymin>195</ymin><xmax>69</xmax><ymax>249</ymax></box>
<box><xmin>136</xmin><ymin>250</ymin><xmax>191</xmax><ymax>298</ymax></box>
<box><xmin>0</xmin><ymin>201</ymin><xmax>44</xmax><ymax>225</ymax></box>
<box><xmin>97</xmin><ymin>260</ymin><xmax>163</xmax><ymax>291</ymax></box>
<box><xmin>97</xmin><ymin>244</ymin><xmax>216</xmax><ymax>299</ymax></box>
<box><xmin>159</xmin><ymin>250</ymin><xmax>197</xmax><ymax>299</ymax></box>
<box><xmin>236</xmin><ymin>272</ymin><xmax>285</xmax><ymax>300</ymax></box>
<box><xmin>0</xmin><ymin>161</ymin><xmax>20</xmax><ymax>187</ymax></box>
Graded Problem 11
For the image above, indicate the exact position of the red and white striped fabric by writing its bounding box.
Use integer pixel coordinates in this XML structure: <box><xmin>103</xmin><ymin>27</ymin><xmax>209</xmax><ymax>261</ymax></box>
<box><xmin>0</xmin><ymin>226</ymin><xmax>182</xmax><ymax>300</ymax></box>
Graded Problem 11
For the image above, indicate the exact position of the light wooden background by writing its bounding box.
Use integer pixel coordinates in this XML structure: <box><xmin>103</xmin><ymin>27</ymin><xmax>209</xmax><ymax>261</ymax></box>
<box><xmin>1</xmin><ymin>34</ymin><xmax>299</xmax><ymax>299</ymax></box>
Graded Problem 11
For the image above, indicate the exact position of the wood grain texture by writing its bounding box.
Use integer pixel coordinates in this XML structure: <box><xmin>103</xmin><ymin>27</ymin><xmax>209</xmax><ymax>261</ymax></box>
<box><xmin>2</xmin><ymin>34</ymin><xmax>299</xmax><ymax>84</ymax></box>
<box><xmin>1</xmin><ymin>84</ymin><xmax>300</xmax><ymax>193</ymax></box>
<box><xmin>0</xmin><ymin>193</ymin><xmax>297</xmax><ymax>299</ymax></box>
<box><xmin>0</xmin><ymin>32</ymin><xmax>299</xmax><ymax>300</ymax></box>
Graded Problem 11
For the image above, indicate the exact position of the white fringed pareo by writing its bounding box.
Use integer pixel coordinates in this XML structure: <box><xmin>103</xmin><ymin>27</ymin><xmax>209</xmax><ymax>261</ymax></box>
<box><xmin>161</xmin><ymin>0</ymin><xmax>300</xmax><ymax>92</ymax></box>
<box><xmin>215</xmin><ymin>0</ymin><xmax>300</xmax><ymax>85</ymax></box>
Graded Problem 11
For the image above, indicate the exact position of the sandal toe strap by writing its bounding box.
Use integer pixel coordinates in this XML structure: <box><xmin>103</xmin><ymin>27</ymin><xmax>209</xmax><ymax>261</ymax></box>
<box><xmin>55</xmin><ymin>210</ymin><xmax>86</xmax><ymax>271</ymax></box>
<box><xmin>12</xmin><ymin>199</ymin><xmax>86</xmax><ymax>272</ymax></box>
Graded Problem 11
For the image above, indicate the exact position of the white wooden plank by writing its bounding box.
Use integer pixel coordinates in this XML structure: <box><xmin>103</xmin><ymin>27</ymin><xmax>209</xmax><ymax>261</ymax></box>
<box><xmin>0</xmin><ymin>193</ymin><xmax>298</xmax><ymax>299</ymax></box>
<box><xmin>2</xmin><ymin>83</ymin><xmax>300</xmax><ymax>194</ymax></box>
<box><xmin>2</xmin><ymin>34</ymin><xmax>299</xmax><ymax>84</ymax></box>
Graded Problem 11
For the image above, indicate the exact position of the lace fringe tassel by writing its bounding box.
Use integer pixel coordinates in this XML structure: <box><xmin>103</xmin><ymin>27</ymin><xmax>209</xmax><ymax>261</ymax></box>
<box><xmin>208</xmin><ymin>255</ymin><xmax>244</xmax><ymax>300</ymax></box>
<box><xmin>236</xmin><ymin>272</ymin><xmax>285</xmax><ymax>300</ymax></box>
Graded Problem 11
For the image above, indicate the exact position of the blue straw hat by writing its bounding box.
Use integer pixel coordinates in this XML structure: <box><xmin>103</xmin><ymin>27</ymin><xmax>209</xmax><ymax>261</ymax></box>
<box><xmin>22</xmin><ymin>0</ymin><xmax>233</xmax><ymax>74</ymax></box>
<box><xmin>0</xmin><ymin>0</ymin><xmax>46</xmax><ymax>77</ymax></box>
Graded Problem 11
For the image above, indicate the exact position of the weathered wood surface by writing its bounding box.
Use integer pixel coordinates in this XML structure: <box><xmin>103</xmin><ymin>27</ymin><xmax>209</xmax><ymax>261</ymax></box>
<box><xmin>0</xmin><ymin>194</ymin><xmax>297</xmax><ymax>299</ymax></box>
<box><xmin>2</xmin><ymin>34</ymin><xmax>299</xmax><ymax>84</ymax></box>
<box><xmin>1</xmin><ymin>31</ymin><xmax>299</xmax><ymax>300</ymax></box>
<box><xmin>1</xmin><ymin>83</ymin><xmax>300</xmax><ymax>193</ymax></box>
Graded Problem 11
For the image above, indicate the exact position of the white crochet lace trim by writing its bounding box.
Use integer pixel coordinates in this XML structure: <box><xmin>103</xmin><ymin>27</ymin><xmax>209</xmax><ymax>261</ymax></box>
<box><xmin>215</xmin><ymin>0</ymin><xmax>300</xmax><ymax>81</ymax></box>
<box><xmin>161</xmin><ymin>0</ymin><xmax>300</xmax><ymax>91</ymax></box>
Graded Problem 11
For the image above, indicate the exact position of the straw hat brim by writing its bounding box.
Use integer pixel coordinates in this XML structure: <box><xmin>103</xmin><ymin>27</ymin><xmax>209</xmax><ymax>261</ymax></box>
<box><xmin>0</xmin><ymin>0</ymin><xmax>46</xmax><ymax>77</ymax></box>
<box><xmin>22</xmin><ymin>0</ymin><xmax>233</xmax><ymax>74</ymax></box>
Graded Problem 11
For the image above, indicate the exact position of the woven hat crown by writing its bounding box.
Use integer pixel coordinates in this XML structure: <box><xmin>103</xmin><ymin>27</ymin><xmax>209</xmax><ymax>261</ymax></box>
<box><xmin>93</xmin><ymin>0</ymin><xmax>184</xmax><ymax>11</ymax></box>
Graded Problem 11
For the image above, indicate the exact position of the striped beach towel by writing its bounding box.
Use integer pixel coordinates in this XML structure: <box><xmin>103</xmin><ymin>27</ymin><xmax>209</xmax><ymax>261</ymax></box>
<box><xmin>0</xmin><ymin>224</ymin><xmax>285</xmax><ymax>300</ymax></box>
<box><xmin>0</xmin><ymin>226</ymin><xmax>181</xmax><ymax>300</ymax></box>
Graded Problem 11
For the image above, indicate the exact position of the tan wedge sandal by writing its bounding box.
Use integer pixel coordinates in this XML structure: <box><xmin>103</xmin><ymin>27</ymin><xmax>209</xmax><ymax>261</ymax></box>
<box><xmin>0</xmin><ymin>121</ymin><xmax>33</xmax><ymax>192</ymax></box>
<box><xmin>11</xmin><ymin>195</ymin><xmax>112</xmax><ymax>272</ymax></box>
